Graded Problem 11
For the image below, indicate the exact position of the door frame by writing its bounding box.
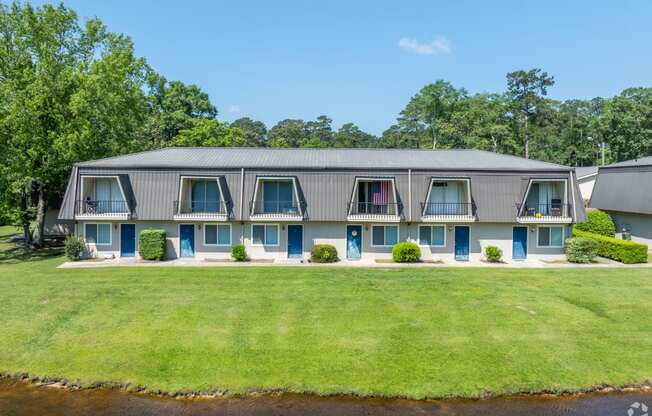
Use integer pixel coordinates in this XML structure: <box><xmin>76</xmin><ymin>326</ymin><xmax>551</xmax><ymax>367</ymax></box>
<box><xmin>286</xmin><ymin>224</ymin><xmax>304</xmax><ymax>259</ymax></box>
<box><xmin>346</xmin><ymin>224</ymin><xmax>363</xmax><ymax>260</ymax></box>
<box><xmin>119</xmin><ymin>223</ymin><xmax>136</xmax><ymax>258</ymax></box>
<box><xmin>453</xmin><ymin>225</ymin><xmax>471</xmax><ymax>262</ymax></box>
<box><xmin>512</xmin><ymin>225</ymin><xmax>528</xmax><ymax>260</ymax></box>
<box><xmin>178</xmin><ymin>223</ymin><xmax>195</xmax><ymax>258</ymax></box>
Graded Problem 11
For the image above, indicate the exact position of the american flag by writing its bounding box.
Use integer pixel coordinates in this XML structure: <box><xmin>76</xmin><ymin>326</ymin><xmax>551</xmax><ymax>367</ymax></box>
<box><xmin>371</xmin><ymin>181</ymin><xmax>389</xmax><ymax>205</ymax></box>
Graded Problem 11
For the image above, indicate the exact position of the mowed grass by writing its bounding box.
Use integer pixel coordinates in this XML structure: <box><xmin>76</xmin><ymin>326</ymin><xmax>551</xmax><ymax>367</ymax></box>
<box><xmin>1</xmin><ymin>226</ymin><xmax>652</xmax><ymax>399</ymax></box>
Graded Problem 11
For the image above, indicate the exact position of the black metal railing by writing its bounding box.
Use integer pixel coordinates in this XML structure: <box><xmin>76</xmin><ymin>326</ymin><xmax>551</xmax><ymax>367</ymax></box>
<box><xmin>348</xmin><ymin>202</ymin><xmax>401</xmax><ymax>216</ymax></box>
<box><xmin>250</xmin><ymin>200</ymin><xmax>302</xmax><ymax>215</ymax></box>
<box><xmin>173</xmin><ymin>200</ymin><xmax>227</xmax><ymax>216</ymax></box>
<box><xmin>517</xmin><ymin>203</ymin><xmax>571</xmax><ymax>218</ymax></box>
<box><xmin>421</xmin><ymin>202</ymin><xmax>473</xmax><ymax>216</ymax></box>
<box><xmin>75</xmin><ymin>200</ymin><xmax>128</xmax><ymax>215</ymax></box>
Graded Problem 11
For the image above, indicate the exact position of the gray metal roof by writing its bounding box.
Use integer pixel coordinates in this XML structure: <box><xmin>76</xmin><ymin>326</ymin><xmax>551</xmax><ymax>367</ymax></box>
<box><xmin>602</xmin><ymin>156</ymin><xmax>652</xmax><ymax>169</ymax></box>
<box><xmin>574</xmin><ymin>166</ymin><xmax>598</xmax><ymax>179</ymax></box>
<box><xmin>76</xmin><ymin>147</ymin><xmax>570</xmax><ymax>171</ymax></box>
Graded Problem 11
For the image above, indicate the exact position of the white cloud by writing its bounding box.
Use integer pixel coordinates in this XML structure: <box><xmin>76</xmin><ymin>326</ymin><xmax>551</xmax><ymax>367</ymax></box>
<box><xmin>398</xmin><ymin>36</ymin><xmax>452</xmax><ymax>56</ymax></box>
<box><xmin>227</xmin><ymin>104</ymin><xmax>241</xmax><ymax>113</ymax></box>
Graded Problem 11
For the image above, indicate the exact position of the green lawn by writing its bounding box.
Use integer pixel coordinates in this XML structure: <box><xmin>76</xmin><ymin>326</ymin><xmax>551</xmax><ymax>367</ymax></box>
<box><xmin>1</xmin><ymin>226</ymin><xmax>652</xmax><ymax>399</ymax></box>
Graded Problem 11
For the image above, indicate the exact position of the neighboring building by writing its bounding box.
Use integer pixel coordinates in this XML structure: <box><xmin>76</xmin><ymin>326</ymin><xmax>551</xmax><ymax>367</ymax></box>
<box><xmin>58</xmin><ymin>147</ymin><xmax>586</xmax><ymax>262</ymax></box>
<box><xmin>590</xmin><ymin>156</ymin><xmax>652</xmax><ymax>244</ymax></box>
<box><xmin>575</xmin><ymin>166</ymin><xmax>599</xmax><ymax>203</ymax></box>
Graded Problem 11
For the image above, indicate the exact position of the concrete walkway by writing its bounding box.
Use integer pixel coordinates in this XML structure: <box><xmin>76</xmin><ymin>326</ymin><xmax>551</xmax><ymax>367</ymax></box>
<box><xmin>58</xmin><ymin>257</ymin><xmax>652</xmax><ymax>269</ymax></box>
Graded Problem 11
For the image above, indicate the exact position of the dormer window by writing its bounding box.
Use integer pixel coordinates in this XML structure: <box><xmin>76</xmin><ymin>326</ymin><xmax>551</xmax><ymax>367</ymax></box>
<box><xmin>517</xmin><ymin>179</ymin><xmax>571</xmax><ymax>223</ymax></box>
<box><xmin>347</xmin><ymin>178</ymin><xmax>400</xmax><ymax>221</ymax></box>
<box><xmin>421</xmin><ymin>178</ymin><xmax>473</xmax><ymax>222</ymax></box>
<box><xmin>250</xmin><ymin>177</ymin><xmax>304</xmax><ymax>220</ymax></box>
<box><xmin>174</xmin><ymin>176</ymin><xmax>229</xmax><ymax>220</ymax></box>
<box><xmin>76</xmin><ymin>175</ymin><xmax>130</xmax><ymax>219</ymax></box>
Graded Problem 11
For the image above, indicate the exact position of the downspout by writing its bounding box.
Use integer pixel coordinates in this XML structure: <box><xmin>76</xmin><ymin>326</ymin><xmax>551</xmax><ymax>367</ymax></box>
<box><xmin>569</xmin><ymin>170</ymin><xmax>577</xmax><ymax>223</ymax></box>
<box><xmin>239</xmin><ymin>168</ymin><xmax>245</xmax><ymax>243</ymax></box>
<box><xmin>408</xmin><ymin>168</ymin><xmax>412</xmax><ymax>239</ymax></box>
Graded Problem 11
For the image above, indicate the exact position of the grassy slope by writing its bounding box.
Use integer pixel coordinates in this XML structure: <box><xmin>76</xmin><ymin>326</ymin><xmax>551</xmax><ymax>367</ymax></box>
<box><xmin>1</xmin><ymin>226</ymin><xmax>651</xmax><ymax>399</ymax></box>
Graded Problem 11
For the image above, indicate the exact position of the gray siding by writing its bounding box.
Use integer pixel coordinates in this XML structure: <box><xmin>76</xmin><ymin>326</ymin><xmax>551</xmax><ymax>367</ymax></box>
<box><xmin>591</xmin><ymin>166</ymin><xmax>652</xmax><ymax>215</ymax></box>
<box><xmin>58</xmin><ymin>166</ymin><xmax>78</xmax><ymax>219</ymax></box>
<box><xmin>59</xmin><ymin>167</ymin><xmax>586</xmax><ymax>223</ymax></box>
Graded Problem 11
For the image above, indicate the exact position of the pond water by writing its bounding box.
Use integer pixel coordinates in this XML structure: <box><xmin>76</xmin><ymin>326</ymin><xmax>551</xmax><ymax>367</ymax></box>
<box><xmin>1</xmin><ymin>380</ymin><xmax>651</xmax><ymax>416</ymax></box>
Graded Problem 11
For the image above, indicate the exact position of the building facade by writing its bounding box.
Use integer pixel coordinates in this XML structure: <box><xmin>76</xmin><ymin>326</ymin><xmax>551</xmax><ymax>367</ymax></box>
<box><xmin>590</xmin><ymin>156</ymin><xmax>652</xmax><ymax>244</ymax></box>
<box><xmin>58</xmin><ymin>147</ymin><xmax>586</xmax><ymax>262</ymax></box>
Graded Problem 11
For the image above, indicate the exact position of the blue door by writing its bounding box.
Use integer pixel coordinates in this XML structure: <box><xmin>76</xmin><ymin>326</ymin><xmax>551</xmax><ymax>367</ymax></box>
<box><xmin>454</xmin><ymin>226</ymin><xmax>470</xmax><ymax>261</ymax></box>
<box><xmin>120</xmin><ymin>224</ymin><xmax>135</xmax><ymax>257</ymax></box>
<box><xmin>180</xmin><ymin>224</ymin><xmax>195</xmax><ymax>257</ymax></box>
<box><xmin>346</xmin><ymin>225</ymin><xmax>362</xmax><ymax>260</ymax></box>
<box><xmin>512</xmin><ymin>226</ymin><xmax>528</xmax><ymax>260</ymax></box>
<box><xmin>287</xmin><ymin>225</ymin><xmax>303</xmax><ymax>259</ymax></box>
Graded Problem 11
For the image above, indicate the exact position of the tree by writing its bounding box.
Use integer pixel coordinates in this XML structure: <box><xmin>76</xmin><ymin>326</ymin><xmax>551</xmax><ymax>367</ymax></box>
<box><xmin>397</xmin><ymin>80</ymin><xmax>467</xmax><ymax>149</ymax></box>
<box><xmin>506</xmin><ymin>69</ymin><xmax>555</xmax><ymax>158</ymax></box>
<box><xmin>231</xmin><ymin>117</ymin><xmax>267</xmax><ymax>146</ymax></box>
<box><xmin>0</xmin><ymin>2</ymin><xmax>149</xmax><ymax>247</ymax></box>
<box><xmin>457</xmin><ymin>93</ymin><xmax>515</xmax><ymax>154</ymax></box>
<box><xmin>334</xmin><ymin>123</ymin><xmax>377</xmax><ymax>148</ymax></box>
<box><xmin>268</xmin><ymin>119</ymin><xmax>307</xmax><ymax>147</ymax></box>
<box><xmin>174</xmin><ymin>119</ymin><xmax>245</xmax><ymax>147</ymax></box>
<box><xmin>141</xmin><ymin>73</ymin><xmax>218</xmax><ymax>148</ymax></box>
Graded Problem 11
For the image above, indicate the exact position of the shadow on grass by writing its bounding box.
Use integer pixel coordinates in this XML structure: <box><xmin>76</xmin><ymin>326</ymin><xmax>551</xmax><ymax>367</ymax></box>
<box><xmin>0</xmin><ymin>229</ymin><xmax>64</xmax><ymax>264</ymax></box>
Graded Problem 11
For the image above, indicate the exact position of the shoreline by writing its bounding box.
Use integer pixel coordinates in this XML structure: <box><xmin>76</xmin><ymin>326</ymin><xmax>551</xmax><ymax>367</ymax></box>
<box><xmin>3</xmin><ymin>372</ymin><xmax>652</xmax><ymax>402</ymax></box>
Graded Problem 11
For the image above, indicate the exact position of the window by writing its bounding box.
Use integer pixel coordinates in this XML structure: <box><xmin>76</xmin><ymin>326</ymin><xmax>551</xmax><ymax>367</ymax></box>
<box><xmin>85</xmin><ymin>223</ymin><xmax>111</xmax><ymax>245</ymax></box>
<box><xmin>538</xmin><ymin>226</ymin><xmax>564</xmax><ymax>247</ymax></box>
<box><xmin>204</xmin><ymin>224</ymin><xmax>231</xmax><ymax>246</ymax></box>
<box><xmin>419</xmin><ymin>225</ymin><xmax>446</xmax><ymax>247</ymax></box>
<box><xmin>191</xmin><ymin>179</ymin><xmax>220</xmax><ymax>213</ymax></box>
<box><xmin>261</xmin><ymin>180</ymin><xmax>295</xmax><ymax>213</ymax></box>
<box><xmin>371</xmin><ymin>225</ymin><xmax>399</xmax><ymax>247</ymax></box>
<box><xmin>252</xmin><ymin>224</ymin><xmax>279</xmax><ymax>246</ymax></box>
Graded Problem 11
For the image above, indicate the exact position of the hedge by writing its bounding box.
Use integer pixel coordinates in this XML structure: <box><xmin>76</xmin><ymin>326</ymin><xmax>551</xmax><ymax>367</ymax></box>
<box><xmin>231</xmin><ymin>244</ymin><xmax>247</xmax><ymax>261</ymax></box>
<box><xmin>64</xmin><ymin>236</ymin><xmax>86</xmax><ymax>261</ymax></box>
<box><xmin>310</xmin><ymin>244</ymin><xmax>339</xmax><ymax>263</ymax></box>
<box><xmin>572</xmin><ymin>228</ymin><xmax>647</xmax><ymax>264</ymax></box>
<box><xmin>574</xmin><ymin>209</ymin><xmax>616</xmax><ymax>237</ymax></box>
<box><xmin>139</xmin><ymin>229</ymin><xmax>167</xmax><ymax>260</ymax></box>
<box><xmin>484</xmin><ymin>245</ymin><xmax>503</xmax><ymax>262</ymax></box>
<box><xmin>565</xmin><ymin>237</ymin><xmax>599</xmax><ymax>263</ymax></box>
<box><xmin>392</xmin><ymin>242</ymin><xmax>421</xmax><ymax>263</ymax></box>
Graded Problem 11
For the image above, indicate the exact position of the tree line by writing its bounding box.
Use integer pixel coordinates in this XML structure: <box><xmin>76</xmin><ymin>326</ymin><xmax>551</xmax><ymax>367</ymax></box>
<box><xmin>1</xmin><ymin>2</ymin><xmax>652</xmax><ymax>246</ymax></box>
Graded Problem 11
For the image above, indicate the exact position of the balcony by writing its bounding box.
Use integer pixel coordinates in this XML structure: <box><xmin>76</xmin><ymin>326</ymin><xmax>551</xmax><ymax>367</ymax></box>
<box><xmin>249</xmin><ymin>199</ymin><xmax>304</xmax><ymax>221</ymax></box>
<box><xmin>75</xmin><ymin>200</ymin><xmax>130</xmax><ymax>220</ymax></box>
<box><xmin>173</xmin><ymin>200</ymin><xmax>229</xmax><ymax>221</ymax></box>
<box><xmin>421</xmin><ymin>202</ymin><xmax>475</xmax><ymax>223</ymax></box>
<box><xmin>347</xmin><ymin>202</ymin><xmax>401</xmax><ymax>222</ymax></box>
<box><xmin>516</xmin><ymin>203</ymin><xmax>572</xmax><ymax>223</ymax></box>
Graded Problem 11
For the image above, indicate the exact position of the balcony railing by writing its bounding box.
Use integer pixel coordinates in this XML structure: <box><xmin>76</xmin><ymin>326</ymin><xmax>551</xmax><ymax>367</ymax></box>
<box><xmin>422</xmin><ymin>202</ymin><xmax>472</xmax><ymax>216</ymax></box>
<box><xmin>348</xmin><ymin>202</ymin><xmax>401</xmax><ymax>216</ymax></box>
<box><xmin>75</xmin><ymin>200</ymin><xmax>129</xmax><ymax>217</ymax></box>
<box><xmin>250</xmin><ymin>200</ymin><xmax>303</xmax><ymax>218</ymax></box>
<box><xmin>517</xmin><ymin>203</ymin><xmax>572</xmax><ymax>222</ymax></box>
<box><xmin>173</xmin><ymin>200</ymin><xmax>228</xmax><ymax>219</ymax></box>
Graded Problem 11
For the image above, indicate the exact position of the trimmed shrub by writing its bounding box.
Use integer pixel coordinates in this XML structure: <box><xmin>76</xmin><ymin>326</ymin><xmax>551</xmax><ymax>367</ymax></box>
<box><xmin>231</xmin><ymin>244</ymin><xmax>247</xmax><ymax>261</ymax></box>
<box><xmin>573</xmin><ymin>228</ymin><xmax>647</xmax><ymax>264</ymax></box>
<box><xmin>139</xmin><ymin>229</ymin><xmax>167</xmax><ymax>260</ymax></box>
<box><xmin>484</xmin><ymin>245</ymin><xmax>503</xmax><ymax>262</ymax></box>
<box><xmin>565</xmin><ymin>237</ymin><xmax>599</xmax><ymax>263</ymax></box>
<box><xmin>310</xmin><ymin>244</ymin><xmax>339</xmax><ymax>263</ymax></box>
<box><xmin>64</xmin><ymin>236</ymin><xmax>86</xmax><ymax>261</ymax></box>
<box><xmin>392</xmin><ymin>242</ymin><xmax>421</xmax><ymax>263</ymax></box>
<box><xmin>574</xmin><ymin>209</ymin><xmax>616</xmax><ymax>237</ymax></box>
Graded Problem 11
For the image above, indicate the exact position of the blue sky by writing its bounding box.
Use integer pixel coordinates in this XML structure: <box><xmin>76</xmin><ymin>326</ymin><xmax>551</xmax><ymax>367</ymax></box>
<box><xmin>33</xmin><ymin>1</ymin><xmax>652</xmax><ymax>134</ymax></box>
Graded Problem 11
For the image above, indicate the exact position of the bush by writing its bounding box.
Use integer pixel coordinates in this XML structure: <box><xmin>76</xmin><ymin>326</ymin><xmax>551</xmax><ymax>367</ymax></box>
<box><xmin>231</xmin><ymin>244</ymin><xmax>247</xmax><ymax>261</ymax></box>
<box><xmin>573</xmin><ymin>228</ymin><xmax>647</xmax><ymax>264</ymax></box>
<box><xmin>64</xmin><ymin>236</ymin><xmax>86</xmax><ymax>261</ymax></box>
<box><xmin>574</xmin><ymin>210</ymin><xmax>616</xmax><ymax>237</ymax></box>
<box><xmin>310</xmin><ymin>244</ymin><xmax>339</xmax><ymax>263</ymax></box>
<box><xmin>392</xmin><ymin>242</ymin><xmax>421</xmax><ymax>263</ymax></box>
<box><xmin>484</xmin><ymin>245</ymin><xmax>503</xmax><ymax>262</ymax></box>
<box><xmin>139</xmin><ymin>229</ymin><xmax>166</xmax><ymax>260</ymax></box>
<box><xmin>565</xmin><ymin>237</ymin><xmax>599</xmax><ymax>263</ymax></box>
